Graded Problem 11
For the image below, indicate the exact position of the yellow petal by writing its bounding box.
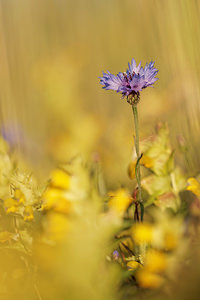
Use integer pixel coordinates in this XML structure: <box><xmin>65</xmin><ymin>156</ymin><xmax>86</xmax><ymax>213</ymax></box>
<box><xmin>14</xmin><ymin>189</ymin><xmax>25</xmax><ymax>204</ymax></box>
<box><xmin>136</xmin><ymin>270</ymin><xmax>164</xmax><ymax>289</ymax></box>
<box><xmin>144</xmin><ymin>250</ymin><xmax>167</xmax><ymax>273</ymax></box>
<box><xmin>128</xmin><ymin>161</ymin><xmax>136</xmax><ymax>180</ymax></box>
<box><xmin>132</xmin><ymin>223</ymin><xmax>153</xmax><ymax>244</ymax></box>
<box><xmin>108</xmin><ymin>189</ymin><xmax>132</xmax><ymax>216</ymax></box>
<box><xmin>140</xmin><ymin>154</ymin><xmax>154</xmax><ymax>169</ymax></box>
<box><xmin>127</xmin><ymin>261</ymin><xmax>141</xmax><ymax>271</ymax></box>
<box><xmin>24</xmin><ymin>206</ymin><xmax>34</xmax><ymax>221</ymax></box>
<box><xmin>128</xmin><ymin>155</ymin><xmax>154</xmax><ymax>180</ymax></box>
<box><xmin>50</xmin><ymin>169</ymin><xmax>70</xmax><ymax>190</ymax></box>
<box><xmin>4</xmin><ymin>198</ymin><xmax>19</xmax><ymax>213</ymax></box>
<box><xmin>187</xmin><ymin>177</ymin><xmax>200</xmax><ymax>196</ymax></box>
<box><xmin>42</xmin><ymin>187</ymin><xmax>71</xmax><ymax>214</ymax></box>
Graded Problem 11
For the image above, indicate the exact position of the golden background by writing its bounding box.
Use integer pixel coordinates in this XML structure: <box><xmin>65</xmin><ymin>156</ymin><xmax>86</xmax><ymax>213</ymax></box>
<box><xmin>0</xmin><ymin>0</ymin><xmax>200</xmax><ymax>186</ymax></box>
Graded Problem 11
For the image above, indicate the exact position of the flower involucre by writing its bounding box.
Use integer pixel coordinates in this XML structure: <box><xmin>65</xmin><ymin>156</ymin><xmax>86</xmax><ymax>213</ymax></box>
<box><xmin>99</xmin><ymin>58</ymin><xmax>158</xmax><ymax>104</ymax></box>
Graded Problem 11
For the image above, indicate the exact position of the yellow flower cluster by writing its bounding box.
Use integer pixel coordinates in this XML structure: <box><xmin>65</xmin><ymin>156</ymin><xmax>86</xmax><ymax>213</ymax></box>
<box><xmin>136</xmin><ymin>250</ymin><xmax>167</xmax><ymax>289</ymax></box>
<box><xmin>39</xmin><ymin>159</ymin><xmax>92</xmax><ymax>242</ymax></box>
<box><xmin>40</xmin><ymin>168</ymin><xmax>73</xmax><ymax>241</ymax></box>
<box><xmin>4</xmin><ymin>189</ymin><xmax>34</xmax><ymax>221</ymax></box>
<box><xmin>0</xmin><ymin>127</ymin><xmax>192</xmax><ymax>299</ymax></box>
<box><xmin>127</xmin><ymin>212</ymin><xmax>183</xmax><ymax>289</ymax></box>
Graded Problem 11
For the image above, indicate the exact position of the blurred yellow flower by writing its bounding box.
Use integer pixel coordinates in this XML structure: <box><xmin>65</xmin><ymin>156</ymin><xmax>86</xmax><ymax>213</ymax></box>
<box><xmin>144</xmin><ymin>250</ymin><xmax>167</xmax><ymax>273</ymax></box>
<box><xmin>141</xmin><ymin>154</ymin><xmax>154</xmax><ymax>169</ymax></box>
<box><xmin>187</xmin><ymin>177</ymin><xmax>200</xmax><ymax>196</ymax></box>
<box><xmin>128</xmin><ymin>161</ymin><xmax>136</xmax><ymax>180</ymax></box>
<box><xmin>4</xmin><ymin>197</ymin><xmax>20</xmax><ymax>213</ymax></box>
<box><xmin>41</xmin><ymin>168</ymin><xmax>73</xmax><ymax>214</ymax></box>
<box><xmin>4</xmin><ymin>189</ymin><xmax>26</xmax><ymax>214</ymax></box>
<box><xmin>136</xmin><ymin>269</ymin><xmax>164</xmax><ymax>289</ymax></box>
<box><xmin>42</xmin><ymin>187</ymin><xmax>71</xmax><ymax>214</ymax></box>
<box><xmin>24</xmin><ymin>205</ymin><xmax>34</xmax><ymax>221</ymax></box>
<box><xmin>108</xmin><ymin>189</ymin><xmax>132</xmax><ymax>216</ymax></box>
<box><xmin>127</xmin><ymin>260</ymin><xmax>141</xmax><ymax>271</ymax></box>
<box><xmin>128</xmin><ymin>154</ymin><xmax>153</xmax><ymax>180</ymax></box>
<box><xmin>132</xmin><ymin>223</ymin><xmax>153</xmax><ymax>244</ymax></box>
<box><xmin>14</xmin><ymin>189</ymin><xmax>25</xmax><ymax>204</ymax></box>
<box><xmin>50</xmin><ymin>169</ymin><xmax>71</xmax><ymax>190</ymax></box>
<box><xmin>135</xmin><ymin>249</ymin><xmax>167</xmax><ymax>289</ymax></box>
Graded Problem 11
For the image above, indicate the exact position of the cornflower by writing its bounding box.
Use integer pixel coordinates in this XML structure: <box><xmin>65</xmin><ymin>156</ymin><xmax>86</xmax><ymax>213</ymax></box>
<box><xmin>99</xmin><ymin>58</ymin><xmax>158</xmax><ymax>105</ymax></box>
<box><xmin>99</xmin><ymin>59</ymin><xmax>158</xmax><ymax>222</ymax></box>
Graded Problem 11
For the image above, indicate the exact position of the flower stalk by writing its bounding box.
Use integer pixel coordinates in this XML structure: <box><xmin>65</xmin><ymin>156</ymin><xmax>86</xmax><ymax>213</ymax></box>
<box><xmin>132</xmin><ymin>104</ymin><xmax>143</xmax><ymax>221</ymax></box>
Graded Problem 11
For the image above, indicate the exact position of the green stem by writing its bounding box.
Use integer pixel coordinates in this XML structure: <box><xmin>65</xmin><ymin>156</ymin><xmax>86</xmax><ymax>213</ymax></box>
<box><xmin>131</xmin><ymin>105</ymin><xmax>142</xmax><ymax>206</ymax></box>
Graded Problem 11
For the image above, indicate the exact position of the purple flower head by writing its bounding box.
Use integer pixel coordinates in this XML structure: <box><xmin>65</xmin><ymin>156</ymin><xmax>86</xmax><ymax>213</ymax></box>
<box><xmin>99</xmin><ymin>59</ymin><xmax>158</xmax><ymax>104</ymax></box>
<box><xmin>112</xmin><ymin>250</ymin><xmax>120</xmax><ymax>261</ymax></box>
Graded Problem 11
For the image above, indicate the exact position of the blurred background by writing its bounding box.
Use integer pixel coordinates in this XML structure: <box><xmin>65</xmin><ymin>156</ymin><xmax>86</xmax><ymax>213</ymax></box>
<box><xmin>0</xmin><ymin>0</ymin><xmax>200</xmax><ymax>188</ymax></box>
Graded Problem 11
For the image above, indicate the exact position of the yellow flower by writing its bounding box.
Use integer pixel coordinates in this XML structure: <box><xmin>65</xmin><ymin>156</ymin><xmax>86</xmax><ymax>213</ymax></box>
<box><xmin>127</xmin><ymin>261</ymin><xmax>141</xmax><ymax>271</ymax></box>
<box><xmin>144</xmin><ymin>250</ymin><xmax>167</xmax><ymax>273</ymax></box>
<box><xmin>135</xmin><ymin>250</ymin><xmax>167</xmax><ymax>289</ymax></box>
<box><xmin>141</xmin><ymin>154</ymin><xmax>154</xmax><ymax>169</ymax></box>
<box><xmin>50</xmin><ymin>169</ymin><xmax>70</xmax><ymax>190</ymax></box>
<box><xmin>4</xmin><ymin>198</ymin><xmax>19</xmax><ymax>213</ymax></box>
<box><xmin>24</xmin><ymin>205</ymin><xmax>34</xmax><ymax>221</ymax></box>
<box><xmin>187</xmin><ymin>177</ymin><xmax>200</xmax><ymax>197</ymax></box>
<box><xmin>136</xmin><ymin>269</ymin><xmax>164</xmax><ymax>289</ymax></box>
<box><xmin>42</xmin><ymin>187</ymin><xmax>71</xmax><ymax>214</ymax></box>
<box><xmin>132</xmin><ymin>223</ymin><xmax>153</xmax><ymax>244</ymax></box>
<box><xmin>14</xmin><ymin>189</ymin><xmax>25</xmax><ymax>204</ymax></box>
<box><xmin>128</xmin><ymin>161</ymin><xmax>137</xmax><ymax>180</ymax></box>
<box><xmin>108</xmin><ymin>189</ymin><xmax>132</xmax><ymax>216</ymax></box>
<box><xmin>128</xmin><ymin>155</ymin><xmax>154</xmax><ymax>179</ymax></box>
<box><xmin>4</xmin><ymin>189</ymin><xmax>26</xmax><ymax>214</ymax></box>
